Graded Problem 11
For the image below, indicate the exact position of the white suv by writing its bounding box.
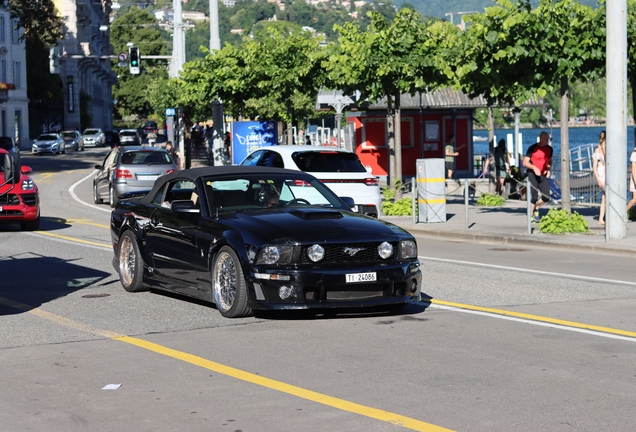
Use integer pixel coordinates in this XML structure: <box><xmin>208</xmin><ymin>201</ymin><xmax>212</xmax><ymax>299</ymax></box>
<box><xmin>240</xmin><ymin>146</ymin><xmax>381</xmax><ymax>217</ymax></box>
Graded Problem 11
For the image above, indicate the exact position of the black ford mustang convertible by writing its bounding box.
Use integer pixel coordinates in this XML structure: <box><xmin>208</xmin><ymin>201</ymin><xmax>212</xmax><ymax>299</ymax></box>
<box><xmin>110</xmin><ymin>166</ymin><xmax>421</xmax><ymax>318</ymax></box>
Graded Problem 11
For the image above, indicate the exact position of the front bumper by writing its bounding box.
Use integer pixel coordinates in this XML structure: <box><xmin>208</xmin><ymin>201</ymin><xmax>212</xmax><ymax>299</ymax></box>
<box><xmin>32</xmin><ymin>146</ymin><xmax>60</xmax><ymax>154</ymax></box>
<box><xmin>246</xmin><ymin>261</ymin><xmax>421</xmax><ymax>310</ymax></box>
<box><xmin>0</xmin><ymin>192</ymin><xmax>39</xmax><ymax>222</ymax></box>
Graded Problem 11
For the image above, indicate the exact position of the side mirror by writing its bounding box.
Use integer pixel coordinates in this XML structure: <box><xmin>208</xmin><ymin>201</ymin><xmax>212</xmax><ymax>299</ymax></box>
<box><xmin>3</xmin><ymin>153</ymin><xmax>21</xmax><ymax>185</ymax></box>
<box><xmin>21</xmin><ymin>165</ymin><xmax>32</xmax><ymax>174</ymax></box>
<box><xmin>94</xmin><ymin>164</ymin><xmax>102</xmax><ymax>169</ymax></box>
<box><xmin>340</xmin><ymin>196</ymin><xmax>356</xmax><ymax>209</ymax></box>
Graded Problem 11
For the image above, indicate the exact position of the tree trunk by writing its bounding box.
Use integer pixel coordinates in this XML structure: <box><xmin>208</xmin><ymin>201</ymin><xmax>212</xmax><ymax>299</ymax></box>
<box><xmin>394</xmin><ymin>90</ymin><xmax>402</xmax><ymax>199</ymax></box>
<box><xmin>560</xmin><ymin>76</ymin><xmax>571</xmax><ymax>212</ymax></box>
<box><xmin>386</xmin><ymin>94</ymin><xmax>395</xmax><ymax>193</ymax></box>
<box><xmin>487</xmin><ymin>105</ymin><xmax>496</xmax><ymax>194</ymax></box>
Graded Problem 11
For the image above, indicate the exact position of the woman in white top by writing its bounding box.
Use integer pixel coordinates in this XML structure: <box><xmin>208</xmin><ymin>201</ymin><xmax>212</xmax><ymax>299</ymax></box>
<box><xmin>592</xmin><ymin>131</ymin><xmax>606</xmax><ymax>226</ymax></box>
<box><xmin>626</xmin><ymin>147</ymin><xmax>636</xmax><ymax>215</ymax></box>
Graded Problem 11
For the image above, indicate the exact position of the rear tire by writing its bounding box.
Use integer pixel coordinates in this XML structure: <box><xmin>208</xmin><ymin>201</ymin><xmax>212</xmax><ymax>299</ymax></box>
<box><xmin>93</xmin><ymin>183</ymin><xmax>103</xmax><ymax>204</ymax></box>
<box><xmin>211</xmin><ymin>246</ymin><xmax>252</xmax><ymax>318</ymax></box>
<box><xmin>118</xmin><ymin>230</ymin><xmax>146</xmax><ymax>292</ymax></box>
<box><xmin>109</xmin><ymin>185</ymin><xmax>118</xmax><ymax>208</ymax></box>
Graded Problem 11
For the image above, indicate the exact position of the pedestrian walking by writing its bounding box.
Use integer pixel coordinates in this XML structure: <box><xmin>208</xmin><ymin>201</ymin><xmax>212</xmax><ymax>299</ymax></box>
<box><xmin>627</xmin><ymin>147</ymin><xmax>636</xmax><ymax>216</ymax></box>
<box><xmin>191</xmin><ymin>122</ymin><xmax>204</xmax><ymax>159</ymax></box>
<box><xmin>523</xmin><ymin>131</ymin><xmax>553</xmax><ymax>223</ymax></box>
<box><xmin>494</xmin><ymin>139</ymin><xmax>510</xmax><ymax>196</ymax></box>
<box><xmin>592</xmin><ymin>130</ymin><xmax>606</xmax><ymax>226</ymax></box>
<box><xmin>223</xmin><ymin>131</ymin><xmax>232</xmax><ymax>164</ymax></box>
<box><xmin>445</xmin><ymin>134</ymin><xmax>459</xmax><ymax>179</ymax></box>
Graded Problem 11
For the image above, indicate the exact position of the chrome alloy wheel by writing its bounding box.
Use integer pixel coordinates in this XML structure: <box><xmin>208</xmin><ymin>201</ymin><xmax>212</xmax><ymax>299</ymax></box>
<box><xmin>213</xmin><ymin>251</ymin><xmax>238</xmax><ymax>312</ymax></box>
<box><xmin>119</xmin><ymin>234</ymin><xmax>136</xmax><ymax>287</ymax></box>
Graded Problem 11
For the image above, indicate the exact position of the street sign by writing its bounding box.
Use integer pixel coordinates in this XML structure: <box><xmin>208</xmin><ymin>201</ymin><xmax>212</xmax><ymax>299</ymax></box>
<box><xmin>165</xmin><ymin>108</ymin><xmax>176</xmax><ymax>116</ymax></box>
<box><xmin>118</xmin><ymin>52</ymin><xmax>128</xmax><ymax>62</ymax></box>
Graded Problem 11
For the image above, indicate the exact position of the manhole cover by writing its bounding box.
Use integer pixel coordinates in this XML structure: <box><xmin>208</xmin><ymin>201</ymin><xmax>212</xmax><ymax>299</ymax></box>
<box><xmin>82</xmin><ymin>293</ymin><xmax>111</xmax><ymax>298</ymax></box>
<box><xmin>487</xmin><ymin>248</ymin><xmax>530</xmax><ymax>252</ymax></box>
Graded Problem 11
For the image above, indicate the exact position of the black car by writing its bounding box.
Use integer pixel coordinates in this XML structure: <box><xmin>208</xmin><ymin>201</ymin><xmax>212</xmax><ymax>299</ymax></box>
<box><xmin>110</xmin><ymin>166</ymin><xmax>421</xmax><ymax>318</ymax></box>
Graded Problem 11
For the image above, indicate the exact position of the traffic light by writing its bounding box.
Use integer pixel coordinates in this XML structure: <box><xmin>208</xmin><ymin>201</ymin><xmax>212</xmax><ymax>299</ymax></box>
<box><xmin>129</xmin><ymin>46</ymin><xmax>140</xmax><ymax>75</ymax></box>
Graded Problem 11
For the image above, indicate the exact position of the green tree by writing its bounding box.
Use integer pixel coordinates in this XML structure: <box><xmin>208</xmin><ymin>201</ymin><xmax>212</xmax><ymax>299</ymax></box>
<box><xmin>327</xmin><ymin>10</ymin><xmax>448</xmax><ymax>196</ymax></box>
<box><xmin>110</xmin><ymin>7</ymin><xmax>170</xmax><ymax>119</ymax></box>
<box><xmin>532</xmin><ymin>0</ymin><xmax>605</xmax><ymax>210</ymax></box>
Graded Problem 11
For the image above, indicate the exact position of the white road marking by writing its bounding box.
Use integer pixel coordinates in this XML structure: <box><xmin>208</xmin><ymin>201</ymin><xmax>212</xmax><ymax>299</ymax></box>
<box><xmin>418</xmin><ymin>255</ymin><xmax>636</xmax><ymax>287</ymax></box>
<box><xmin>68</xmin><ymin>170</ymin><xmax>111</xmax><ymax>213</ymax></box>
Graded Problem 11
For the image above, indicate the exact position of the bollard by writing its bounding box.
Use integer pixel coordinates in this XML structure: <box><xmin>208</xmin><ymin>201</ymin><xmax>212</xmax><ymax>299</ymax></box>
<box><xmin>526</xmin><ymin>177</ymin><xmax>532</xmax><ymax>234</ymax></box>
<box><xmin>464</xmin><ymin>178</ymin><xmax>469</xmax><ymax>229</ymax></box>
<box><xmin>412</xmin><ymin>177</ymin><xmax>417</xmax><ymax>224</ymax></box>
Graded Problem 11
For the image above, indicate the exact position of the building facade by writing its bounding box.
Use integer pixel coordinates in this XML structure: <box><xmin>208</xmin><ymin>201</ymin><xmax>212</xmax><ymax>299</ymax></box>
<box><xmin>0</xmin><ymin>4</ymin><xmax>29</xmax><ymax>149</ymax></box>
<box><xmin>52</xmin><ymin>0</ymin><xmax>116</xmax><ymax>133</ymax></box>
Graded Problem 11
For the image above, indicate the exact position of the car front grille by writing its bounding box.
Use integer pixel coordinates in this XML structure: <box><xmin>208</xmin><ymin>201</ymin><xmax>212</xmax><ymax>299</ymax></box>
<box><xmin>0</xmin><ymin>194</ymin><xmax>20</xmax><ymax>205</ymax></box>
<box><xmin>300</xmin><ymin>242</ymin><xmax>396</xmax><ymax>264</ymax></box>
<box><xmin>21</xmin><ymin>193</ymin><xmax>38</xmax><ymax>207</ymax></box>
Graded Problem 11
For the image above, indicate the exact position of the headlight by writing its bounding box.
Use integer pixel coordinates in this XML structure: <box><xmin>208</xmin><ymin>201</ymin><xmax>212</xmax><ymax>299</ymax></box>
<box><xmin>399</xmin><ymin>240</ymin><xmax>417</xmax><ymax>259</ymax></box>
<box><xmin>256</xmin><ymin>244</ymin><xmax>297</xmax><ymax>265</ymax></box>
<box><xmin>307</xmin><ymin>244</ymin><xmax>324</xmax><ymax>262</ymax></box>
<box><xmin>21</xmin><ymin>179</ymin><xmax>34</xmax><ymax>190</ymax></box>
<box><xmin>378</xmin><ymin>241</ymin><xmax>393</xmax><ymax>259</ymax></box>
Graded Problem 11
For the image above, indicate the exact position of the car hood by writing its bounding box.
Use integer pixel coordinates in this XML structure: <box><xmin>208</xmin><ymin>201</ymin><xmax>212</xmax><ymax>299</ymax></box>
<box><xmin>34</xmin><ymin>140</ymin><xmax>59</xmax><ymax>145</ymax></box>
<box><xmin>215</xmin><ymin>207</ymin><xmax>411</xmax><ymax>244</ymax></box>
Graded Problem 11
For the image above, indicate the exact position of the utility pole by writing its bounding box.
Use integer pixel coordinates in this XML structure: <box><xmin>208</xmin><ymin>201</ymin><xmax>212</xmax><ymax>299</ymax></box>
<box><xmin>171</xmin><ymin>0</ymin><xmax>186</xmax><ymax>78</ymax></box>
<box><xmin>210</xmin><ymin>0</ymin><xmax>224</xmax><ymax>165</ymax></box>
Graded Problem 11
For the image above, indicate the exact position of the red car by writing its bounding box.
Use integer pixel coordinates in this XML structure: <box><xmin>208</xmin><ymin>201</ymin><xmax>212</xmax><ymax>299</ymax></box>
<box><xmin>0</xmin><ymin>149</ymin><xmax>40</xmax><ymax>230</ymax></box>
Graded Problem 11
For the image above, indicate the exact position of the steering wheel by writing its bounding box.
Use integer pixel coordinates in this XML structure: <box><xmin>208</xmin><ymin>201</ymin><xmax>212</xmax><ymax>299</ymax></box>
<box><xmin>285</xmin><ymin>198</ymin><xmax>311</xmax><ymax>206</ymax></box>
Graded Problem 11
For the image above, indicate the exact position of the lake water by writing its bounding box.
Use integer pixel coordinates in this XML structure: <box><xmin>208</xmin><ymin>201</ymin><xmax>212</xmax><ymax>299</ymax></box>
<box><xmin>472</xmin><ymin>126</ymin><xmax>635</xmax><ymax>166</ymax></box>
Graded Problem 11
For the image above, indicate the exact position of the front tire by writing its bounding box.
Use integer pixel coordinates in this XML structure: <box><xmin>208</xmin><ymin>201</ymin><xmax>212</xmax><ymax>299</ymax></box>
<box><xmin>20</xmin><ymin>215</ymin><xmax>40</xmax><ymax>231</ymax></box>
<box><xmin>118</xmin><ymin>230</ymin><xmax>146</xmax><ymax>292</ymax></box>
<box><xmin>211</xmin><ymin>246</ymin><xmax>252</xmax><ymax>318</ymax></box>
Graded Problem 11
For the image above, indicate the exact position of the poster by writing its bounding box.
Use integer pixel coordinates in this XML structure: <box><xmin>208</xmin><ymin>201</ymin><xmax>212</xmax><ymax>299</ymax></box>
<box><xmin>232</xmin><ymin>121</ymin><xmax>277</xmax><ymax>164</ymax></box>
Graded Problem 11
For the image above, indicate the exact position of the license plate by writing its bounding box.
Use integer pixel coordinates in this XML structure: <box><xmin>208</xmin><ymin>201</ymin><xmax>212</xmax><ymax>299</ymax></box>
<box><xmin>137</xmin><ymin>175</ymin><xmax>159</xmax><ymax>181</ymax></box>
<box><xmin>346</xmin><ymin>272</ymin><xmax>376</xmax><ymax>283</ymax></box>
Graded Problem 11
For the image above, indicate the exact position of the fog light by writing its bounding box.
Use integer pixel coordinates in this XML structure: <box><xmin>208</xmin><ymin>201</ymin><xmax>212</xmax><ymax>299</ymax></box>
<box><xmin>410</xmin><ymin>279</ymin><xmax>418</xmax><ymax>293</ymax></box>
<box><xmin>279</xmin><ymin>285</ymin><xmax>297</xmax><ymax>300</ymax></box>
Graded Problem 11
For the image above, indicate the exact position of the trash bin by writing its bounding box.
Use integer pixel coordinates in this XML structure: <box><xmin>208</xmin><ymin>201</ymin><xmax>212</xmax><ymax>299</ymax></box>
<box><xmin>417</xmin><ymin>158</ymin><xmax>446</xmax><ymax>223</ymax></box>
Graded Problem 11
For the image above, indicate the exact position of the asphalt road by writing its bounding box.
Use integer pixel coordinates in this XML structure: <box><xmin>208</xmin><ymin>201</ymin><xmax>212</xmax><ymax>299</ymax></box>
<box><xmin>1</xmin><ymin>149</ymin><xmax>636</xmax><ymax>431</ymax></box>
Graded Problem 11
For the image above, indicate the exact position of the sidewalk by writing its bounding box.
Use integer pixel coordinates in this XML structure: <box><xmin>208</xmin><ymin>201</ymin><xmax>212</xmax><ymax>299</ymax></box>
<box><xmin>385</xmin><ymin>196</ymin><xmax>636</xmax><ymax>257</ymax></box>
<box><xmin>189</xmin><ymin>157</ymin><xmax>636</xmax><ymax>256</ymax></box>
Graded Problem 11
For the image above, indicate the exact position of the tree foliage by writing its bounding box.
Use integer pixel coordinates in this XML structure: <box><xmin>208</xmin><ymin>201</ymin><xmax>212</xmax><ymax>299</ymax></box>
<box><xmin>8</xmin><ymin>0</ymin><xmax>63</xmax><ymax>45</ymax></box>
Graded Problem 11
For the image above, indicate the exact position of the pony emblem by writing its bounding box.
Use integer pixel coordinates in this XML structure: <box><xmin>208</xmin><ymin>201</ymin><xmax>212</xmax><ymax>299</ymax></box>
<box><xmin>343</xmin><ymin>247</ymin><xmax>363</xmax><ymax>256</ymax></box>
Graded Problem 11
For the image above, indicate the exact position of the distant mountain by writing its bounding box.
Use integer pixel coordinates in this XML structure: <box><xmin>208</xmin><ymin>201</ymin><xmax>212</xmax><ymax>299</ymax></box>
<box><xmin>398</xmin><ymin>0</ymin><xmax>598</xmax><ymax>20</ymax></box>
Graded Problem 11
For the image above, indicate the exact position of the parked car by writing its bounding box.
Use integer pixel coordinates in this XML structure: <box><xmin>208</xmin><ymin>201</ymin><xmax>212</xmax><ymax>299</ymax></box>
<box><xmin>110</xmin><ymin>166</ymin><xmax>421</xmax><ymax>318</ymax></box>
<box><xmin>0</xmin><ymin>149</ymin><xmax>40</xmax><ymax>230</ymax></box>
<box><xmin>32</xmin><ymin>133</ymin><xmax>65</xmax><ymax>155</ymax></box>
<box><xmin>240</xmin><ymin>147</ymin><xmax>381</xmax><ymax>217</ymax></box>
<box><xmin>93</xmin><ymin>146</ymin><xmax>177</xmax><ymax>207</ymax></box>
<box><xmin>118</xmin><ymin>129</ymin><xmax>141</xmax><ymax>146</ymax></box>
<box><xmin>0</xmin><ymin>136</ymin><xmax>19</xmax><ymax>153</ymax></box>
<box><xmin>60</xmin><ymin>130</ymin><xmax>84</xmax><ymax>151</ymax></box>
<box><xmin>82</xmin><ymin>128</ymin><xmax>106</xmax><ymax>147</ymax></box>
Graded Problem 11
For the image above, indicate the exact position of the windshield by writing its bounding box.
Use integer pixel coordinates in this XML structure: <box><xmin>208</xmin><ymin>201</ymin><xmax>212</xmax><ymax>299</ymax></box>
<box><xmin>61</xmin><ymin>132</ymin><xmax>76</xmax><ymax>139</ymax></box>
<box><xmin>120</xmin><ymin>131</ymin><xmax>137</xmax><ymax>136</ymax></box>
<box><xmin>38</xmin><ymin>134</ymin><xmax>58</xmax><ymax>140</ymax></box>
<box><xmin>202</xmin><ymin>173</ymin><xmax>347</xmax><ymax>213</ymax></box>
<box><xmin>83</xmin><ymin>129</ymin><xmax>99</xmax><ymax>135</ymax></box>
<box><xmin>291</xmin><ymin>151</ymin><xmax>367</xmax><ymax>173</ymax></box>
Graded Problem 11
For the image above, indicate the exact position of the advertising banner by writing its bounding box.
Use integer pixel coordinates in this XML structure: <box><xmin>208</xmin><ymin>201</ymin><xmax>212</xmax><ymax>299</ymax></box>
<box><xmin>232</xmin><ymin>121</ymin><xmax>277</xmax><ymax>164</ymax></box>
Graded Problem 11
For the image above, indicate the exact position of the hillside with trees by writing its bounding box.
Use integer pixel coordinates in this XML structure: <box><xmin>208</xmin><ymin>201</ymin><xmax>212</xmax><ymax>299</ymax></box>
<box><xmin>394</xmin><ymin>0</ymin><xmax>597</xmax><ymax>19</ymax></box>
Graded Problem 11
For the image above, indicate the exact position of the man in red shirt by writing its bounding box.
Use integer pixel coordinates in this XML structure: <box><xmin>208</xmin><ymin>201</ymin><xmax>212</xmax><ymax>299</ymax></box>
<box><xmin>523</xmin><ymin>131</ymin><xmax>553</xmax><ymax>223</ymax></box>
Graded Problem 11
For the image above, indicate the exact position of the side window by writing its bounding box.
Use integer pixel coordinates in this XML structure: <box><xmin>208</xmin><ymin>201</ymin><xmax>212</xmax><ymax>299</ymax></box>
<box><xmin>241</xmin><ymin>151</ymin><xmax>263</xmax><ymax>166</ymax></box>
<box><xmin>258</xmin><ymin>151</ymin><xmax>283</xmax><ymax>168</ymax></box>
<box><xmin>152</xmin><ymin>184</ymin><xmax>168</xmax><ymax>206</ymax></box>
<box><xmin>162</xmin><ymin>180</ymin><xmax>197</xmax><ymax>206</ymax></box>
<box><xmin>102</xmin><ymin>150</ymin><xmax>116</xmax><ymax>167</ymax></box>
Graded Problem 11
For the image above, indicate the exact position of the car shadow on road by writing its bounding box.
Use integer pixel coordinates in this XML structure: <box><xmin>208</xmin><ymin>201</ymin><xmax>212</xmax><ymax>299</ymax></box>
<box><xmin>21</xmin><ymin>149</ymin><xmax>110</xmax><ymax>174</ymax></box>
<box><xmin>0</xmin><ymin>252</ymin><xmax>111</xmax><ymax>316</ymax></box>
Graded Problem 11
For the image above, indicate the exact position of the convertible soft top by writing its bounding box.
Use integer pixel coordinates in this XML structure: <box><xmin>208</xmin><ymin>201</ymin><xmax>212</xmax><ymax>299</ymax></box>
<box><xmin>141</xmin><ymin>166</ymin><xmax>314</xmax><ymax>204</ymax></box>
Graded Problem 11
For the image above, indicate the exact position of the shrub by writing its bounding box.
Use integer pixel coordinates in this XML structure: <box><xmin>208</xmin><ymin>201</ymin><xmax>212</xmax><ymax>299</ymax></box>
<box><xmin>539</xmin><ymin>208</ymin><xmax>589</xmax><ymax>234</ymax></box>
<box><xmin>477</xmin><ymin>193</ymin><xmax>505</xmax><ymax>206</ymax></box>
<box><xmin>382</xmin><ymin>197</ymin><xmax>413</xmax><ymax>216</ymax></box>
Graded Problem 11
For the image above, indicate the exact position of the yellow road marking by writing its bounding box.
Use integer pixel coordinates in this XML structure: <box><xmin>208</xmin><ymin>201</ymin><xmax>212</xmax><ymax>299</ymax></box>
<box><xmin>47</xmin><ymin>217</ymin><xmax>110</xmax><ymax>229</ymax></box>
<box><xmin>35</xmin><ymin>231</ymin><xmax>111</xmax><ymax>249</ymax></box>
<box><xmin>0</xmin><ymin>295</ymin><xmax>452</xmax><ymax>432</ymax></box>
<box><xmin>429</xmin><ymin>299</ymin><xmax>636</xmax><ymax>339</ymax></box>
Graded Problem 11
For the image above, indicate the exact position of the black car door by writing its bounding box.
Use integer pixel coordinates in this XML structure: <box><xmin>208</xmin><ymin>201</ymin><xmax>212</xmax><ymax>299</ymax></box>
<box><xmin>145</xmin><ymin>179</ymin><xmax>200</xmax><ymax>295</ymax></box>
